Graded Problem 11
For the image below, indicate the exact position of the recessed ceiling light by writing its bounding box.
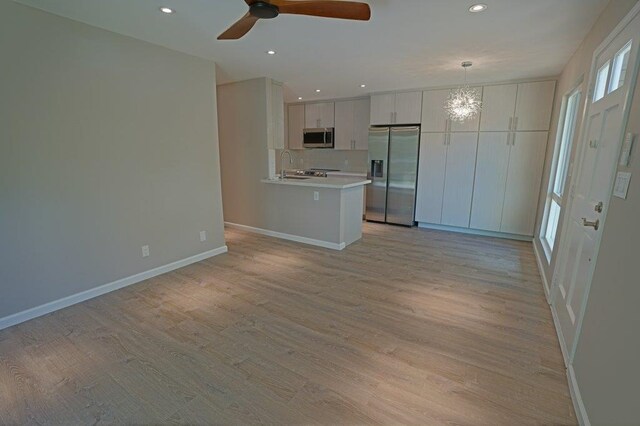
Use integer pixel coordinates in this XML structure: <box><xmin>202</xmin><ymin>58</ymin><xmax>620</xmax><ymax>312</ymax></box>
<box><xmin>266</xmin><ymin>50</ymin><xmax>276</xmax><ymax>55</ymax></box>
<box><xmin>298</xmin><ymin>97</ymin><xmax>303</xmax><ymax>100</ymax></box>
<box><xmin>315</xmin><ymin>89</ymin><xmax>321</xmax><ymax>93</ymax></box>
<box><xmin>469</xmin><ymin>4</ymin><xmax>487</xmax><ymax>13</ymax></box>
<box><xmin>159</xmin><ymin>6</ymin><xmax>174</xmax><ymax>14</ymax></box>
<box><xmin>360</xmin><ymin>84</ymin><xmax>366</xmax><ymax>88</ymax></box>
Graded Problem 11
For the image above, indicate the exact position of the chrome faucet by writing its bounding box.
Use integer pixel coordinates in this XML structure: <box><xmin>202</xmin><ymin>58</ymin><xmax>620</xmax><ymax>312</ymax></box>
<box><xmin>280</xmin><ymin>150</ymin><xmax>293</xmax><ymax>179</ymax></box>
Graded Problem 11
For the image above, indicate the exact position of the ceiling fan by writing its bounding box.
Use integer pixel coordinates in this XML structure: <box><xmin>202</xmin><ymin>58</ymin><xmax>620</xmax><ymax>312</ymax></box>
<box><xmin>218</xmin><ymin>0</ymin><xmax>371</xmax><ymax>40</ymax></box>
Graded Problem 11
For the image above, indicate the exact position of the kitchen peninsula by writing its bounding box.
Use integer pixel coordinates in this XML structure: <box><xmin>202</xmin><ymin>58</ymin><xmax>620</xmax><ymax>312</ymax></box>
<box><xmin>254</xmin><ymin>176</ymin><xmax>370</xmax><ymax>250</ymax></box>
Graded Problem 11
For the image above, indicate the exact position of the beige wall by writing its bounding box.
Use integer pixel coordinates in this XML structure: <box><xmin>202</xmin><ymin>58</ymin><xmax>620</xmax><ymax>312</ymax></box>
<box><xmin>0</xmin><ymin>1</ymin><xmax>226</xmax><ymax>319</ymax></box>
<box><xmin>533</xmin><ymin>0</ymin><xmax>640</xmax><ymax>424</ymax></box>
<box><xmin>217</xmin><ymin>78</ymin><xmax>271</xmax><ymax>227</ymax></box>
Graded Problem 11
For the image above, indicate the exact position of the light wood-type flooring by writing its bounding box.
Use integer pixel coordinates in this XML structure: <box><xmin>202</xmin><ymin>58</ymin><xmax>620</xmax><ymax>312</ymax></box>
<box><xmin>0</xmin><ymin>223</ymin><xmax>576</xmax><ymax>425</ymax></box>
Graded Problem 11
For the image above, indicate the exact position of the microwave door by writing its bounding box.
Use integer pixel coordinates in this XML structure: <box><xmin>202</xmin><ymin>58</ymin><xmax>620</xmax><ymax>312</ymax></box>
<box><xmin>303</xmin><ymin>129</ymin><xmax>325</xmax><ymax>148</ymax></box>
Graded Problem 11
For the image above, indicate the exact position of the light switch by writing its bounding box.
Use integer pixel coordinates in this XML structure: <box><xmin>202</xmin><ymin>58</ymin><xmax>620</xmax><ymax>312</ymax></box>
<box><xmin>613</xmin><ymin>171</ymin><xmax>631</xmax><ymax>199</ymax></box>
<box><xmin>200</xmin><ymin>230</ymin><xmax>207</xmax><ymax>242</ymax></box>
<box><xmin>314</xmin><ymin>191</ymin><xmax>319</xmax><ymax>201</ymax></box>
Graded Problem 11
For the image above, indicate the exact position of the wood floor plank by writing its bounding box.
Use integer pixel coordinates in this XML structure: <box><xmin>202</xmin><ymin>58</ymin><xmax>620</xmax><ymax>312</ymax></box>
<box><xmin>0</xmin><ymin>223</ymin><xmax>576</xmax><ymax>424</ymax></box>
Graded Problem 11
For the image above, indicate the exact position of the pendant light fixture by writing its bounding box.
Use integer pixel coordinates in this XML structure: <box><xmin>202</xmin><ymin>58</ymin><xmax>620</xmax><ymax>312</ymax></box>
<box><xmin>444</xmin><ymin>61</ymin><xmax>482</xmax><ymax>122</ymax></box>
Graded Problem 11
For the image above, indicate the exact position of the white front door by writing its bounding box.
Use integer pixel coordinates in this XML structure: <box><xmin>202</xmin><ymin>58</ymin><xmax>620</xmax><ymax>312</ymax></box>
<box><xmin>552</xmin><ymin>10</ymin><xmax>640</xmax><ymax>361</ymax></box>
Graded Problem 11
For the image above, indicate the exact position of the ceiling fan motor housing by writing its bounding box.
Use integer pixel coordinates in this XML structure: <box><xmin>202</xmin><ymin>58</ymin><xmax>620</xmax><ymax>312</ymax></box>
<box><xmin>250</xmin><ymin>1</ymin><xmax>279</xmax><ymax>19</ymax></box>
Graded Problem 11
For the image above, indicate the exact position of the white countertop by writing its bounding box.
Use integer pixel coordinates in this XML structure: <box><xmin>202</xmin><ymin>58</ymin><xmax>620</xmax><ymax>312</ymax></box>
<box><xmin>262</xmin><ymin>176</ymin><xmax>371</xmax><ymax>189</ymax></box>
<box><xmin>326</xmin><ymin>171</ymin><xmax>368</xmax><ymax>177</ymax></box>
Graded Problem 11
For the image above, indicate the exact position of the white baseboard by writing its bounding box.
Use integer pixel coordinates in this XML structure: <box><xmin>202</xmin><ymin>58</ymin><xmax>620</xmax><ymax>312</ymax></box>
<box><xmin>568</xmin><ymin>364</ymin><xmax>591</xmax><ymax>426</ymax></box>
<box><xmin>0</xmin><ymin>246</ymin><xmax>228</xmax><ymax>331</ymax></box>
<box><xmin>225</xmin><ymin>222</ymin><xmax>346</xmax><ymax>250</ymax></box>
<box><xmin>417</xmin><ymin>222</ymin><xmax>533</xmax><ymax>242</ymax></box>
<box><xmin>532</xmin><ymin>240</ymin><xmax>552</xmax><ymax>302</ymax></box>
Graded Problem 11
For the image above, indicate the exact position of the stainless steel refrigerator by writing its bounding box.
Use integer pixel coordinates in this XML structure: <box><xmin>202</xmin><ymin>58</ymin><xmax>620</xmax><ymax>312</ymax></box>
<box><xmin>366</xmin><ymin>126</ymin><xmax>420</xmax><ymax>226</ymax></box>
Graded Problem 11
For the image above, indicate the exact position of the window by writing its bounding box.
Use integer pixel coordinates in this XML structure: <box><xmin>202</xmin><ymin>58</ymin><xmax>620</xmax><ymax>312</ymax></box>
<box><xmin>542</xmin><ymin>88</ymin><xmax>581</xmax><ymax>257</ymax></box>
<box><xmin>593</xmin><ymin>61</ymin><xmax>610</xmax><ymax>102</ymax></box>
<box><xmin>608</xmin><ymin>41</ymin><xmax>632</xmax><ymax>93</ymax></box>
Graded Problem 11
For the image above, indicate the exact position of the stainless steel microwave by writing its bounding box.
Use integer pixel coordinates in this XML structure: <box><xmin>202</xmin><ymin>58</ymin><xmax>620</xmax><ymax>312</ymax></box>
<box><xmin>303</xmin><ymin>128</ymin><xmax>334</xmax><ymax>149</ymax></box>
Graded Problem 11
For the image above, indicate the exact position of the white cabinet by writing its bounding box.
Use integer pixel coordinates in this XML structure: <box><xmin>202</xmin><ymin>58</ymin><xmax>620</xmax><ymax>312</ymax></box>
<box><xmin>480</xmin><ymin>84</ymin><xmax>517</xmax><ymax>131</ymax></box>
<box><xmin>500</xmin><ymin>132</ymin><xmax>548</xmax><ymax>235</ymax></box>
<box><xmin>421</xmin><ymin>90</ymin><xmax>449</xmax><ymax>132</ymax></box>
<box><xmin>422</xmin><ymin>88</ymin><xmax>481</xmax><ymax>132</ymax></box>
<box><xmin>287</xmin><ymin>104</ymin><xmax>305</xmax><ymax>150</ymax></box>
<box><xmin>395</xmin><ymin>92</ymin><xmax>422</xmax><ymax>124</ymax></box>
<box><xmin>415</xmin><ymin>133</ymin><xmax>447</xmax><ymax>224</ymax></box>
<box><xmin>370</xmin><ymin>94</ymin><xmax>396</xmax><ymax>125</ymax></box>
<box><xmin>470</xmin><ymin>131</ymin><xmax>548</xmax><ymax>235</ymax></box>
<box><xmin>353</xmin><ymin>99</ymin><xmax>370</xmax><ymax>150</ymax></box>
<box><xmin>267</xmin><ymin>82</ymin><xmax>284</xmax><ymax>149</ymax></box>
<box><xmin>415</xmin><ymin>132</ymin><xmax>478</xmax><ymax>227</ymax></box>
<box><xmin>305</xmin><ymin>102</ymin><xmax>335</xmax><ymax>128</ymax></box>
<box><xmin>480</xmin><ymin>81</ymin><xmax>556</xmax><ymax>132</ymax></box>
<box><xmin>441</xmin><ymin>133</ymin><xmax>478</xmax><ymax>227</ymax></box>
<box><xmin>470</xmin><ymin>132</ymin><xmax>511</xmax><ymax>231</ymax></box>
<box><xmin>370</xmin><ymin>91</ymin><xmax>422</xmax><ymax>125</ymax></box>
<box><xmin>514</xmin><ymin>81</ymin><xmax>556</xmax><ymax>131</ymax></box>
<box><xmin>335</xmin><ymin>98</ymin><xmax>370</xmax><ymax>150</ymax></box>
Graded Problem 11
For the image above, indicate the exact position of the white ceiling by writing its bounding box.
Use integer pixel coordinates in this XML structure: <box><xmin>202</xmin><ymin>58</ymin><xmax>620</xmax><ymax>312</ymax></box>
<box><xmin>14</xmin><ymin>0</ymin><xmax>608</xmax><ymax>102</ymax></box>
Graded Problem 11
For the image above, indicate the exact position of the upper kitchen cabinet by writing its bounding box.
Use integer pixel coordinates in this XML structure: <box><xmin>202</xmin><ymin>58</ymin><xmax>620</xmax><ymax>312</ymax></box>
<box><xmin>422</xmin><ymin>88</ymin><xmax>481</xmax><ymax>132</ymax></box>
<box><xmin>370</xmin><ymin>93</ymin><xmax>395</xmax><ymax>125</ymax></box>
<box><xmin>514</xmin><ymin>81</ymin><xmax>556</xmax><ymax>131</ymax></box>
<box><xmin>287</xmin><ymin>104</ymin><xmax>305</xmax><ymax>149</ymax></box>
<box><xmin>305</xmin><ymin>102</ymin><xmax>335</xmax><ymax>128</ymax></box>
<box><xmin>267</xmin><ymin>81</ymin><xmax>284</xmax><ymax>149</ymax></box>
<box><xmin>480</xmin><ymin>84</ymin><xmax>518</xmax><ymax>131</ymax></box>
<box><xmin>480</xmin><ymin>81</ymin><xmax>556</xmax><ymax>131</ymax></box>
<box><xmin>335</xmin><ymin>98</ymin><xmax>370</xmax><ymax>150</ymax></box>
<box><xmin>395</xmin><ymin>92</ymin><xmax>422</xmax><ymax>124</ymax></box>
<box><xmin>370</xmin><ymin>91</ymin><xmax>422</xmax><ymax>125</ymax></box>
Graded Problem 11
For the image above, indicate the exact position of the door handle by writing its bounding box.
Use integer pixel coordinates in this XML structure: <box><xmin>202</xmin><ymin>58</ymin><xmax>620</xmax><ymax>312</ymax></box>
<box><xmin>582</xmin><ymin>218</ymin><xmax>600</xmax><ymax>230</ymax></box>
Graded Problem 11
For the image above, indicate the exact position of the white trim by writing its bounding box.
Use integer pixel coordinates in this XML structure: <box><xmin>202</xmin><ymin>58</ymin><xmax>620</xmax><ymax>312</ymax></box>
<box><xmin>0</xmin><ymin>246</ymin><xmax>228</xmax><ymax>331</ymax></box>
<box><xmin>225</xmin><ymin>222</ymin><xmax>346</xmax><ymax>250</ymax></box>
<box><xmin>533</xmin><ymin>240</ymin><xmax>552</xmax><ymax>302</ymax></box>
<box><xmin>568</xmin><ymin>364</ymin><xmax>591</xmax><ymax>426</ymax></box>
<box><xmin>550</xmin><ymin>295</ymin><xmax>570</xmax><ymax>368</ymax></box>
<box><xmin>417</xmin><ymin>222</ymin><xmax>533</xmax><ymax>242</ymax></box>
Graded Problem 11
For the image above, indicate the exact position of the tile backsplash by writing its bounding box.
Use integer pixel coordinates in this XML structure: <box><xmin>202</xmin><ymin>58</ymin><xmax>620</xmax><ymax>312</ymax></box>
<box><xmin>276</xmin><ymin>149</ymin><xmax>368</xmax><ymax>173</ymax></box>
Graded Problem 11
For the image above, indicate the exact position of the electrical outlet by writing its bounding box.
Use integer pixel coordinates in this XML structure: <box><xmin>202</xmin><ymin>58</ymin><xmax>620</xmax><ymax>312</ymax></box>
<box><xmin>314</xmin><ymin>191</ymin><xmax>319</xmax><ymax>201</ymax></box>
<box><xmin>141</xmin><ymin>245</ymin><xmax>150</xmax><ymax>258</ymax></box>
<box><xmin>200</xmin><ymin>230</ymin><xmax>207</xmax><ymax>242</ymax></box>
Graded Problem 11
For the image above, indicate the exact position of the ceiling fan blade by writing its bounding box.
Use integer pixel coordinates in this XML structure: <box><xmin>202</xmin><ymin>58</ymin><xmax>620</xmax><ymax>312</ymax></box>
<box><xmin>274</xmin><ymin>0</ymin><xmax>371</xmax><ymax>21</ymax></box>
<box><xmin>217</xmin><ymin>12</ymin><xmax>260</xmax><ymax>40</ymax></box>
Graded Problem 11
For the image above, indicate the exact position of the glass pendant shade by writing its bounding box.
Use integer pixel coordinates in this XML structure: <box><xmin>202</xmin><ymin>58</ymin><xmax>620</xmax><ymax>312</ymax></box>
<box><xmin>445</xmin><ymin>62</ymin><xmax>482</xmax><ymax>122</ymax></box>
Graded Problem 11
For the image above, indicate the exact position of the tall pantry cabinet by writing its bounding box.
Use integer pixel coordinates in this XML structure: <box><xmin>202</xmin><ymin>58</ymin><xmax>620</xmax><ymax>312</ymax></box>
<box><xmin>416</xmin><ymin>80</ymin><xmax>555</xmax><ymax>237</ymax></box>
<box><xmin>415</xmin><ymin>89</ymin><xmax>480</xmax><ymax>228</ymax></box>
